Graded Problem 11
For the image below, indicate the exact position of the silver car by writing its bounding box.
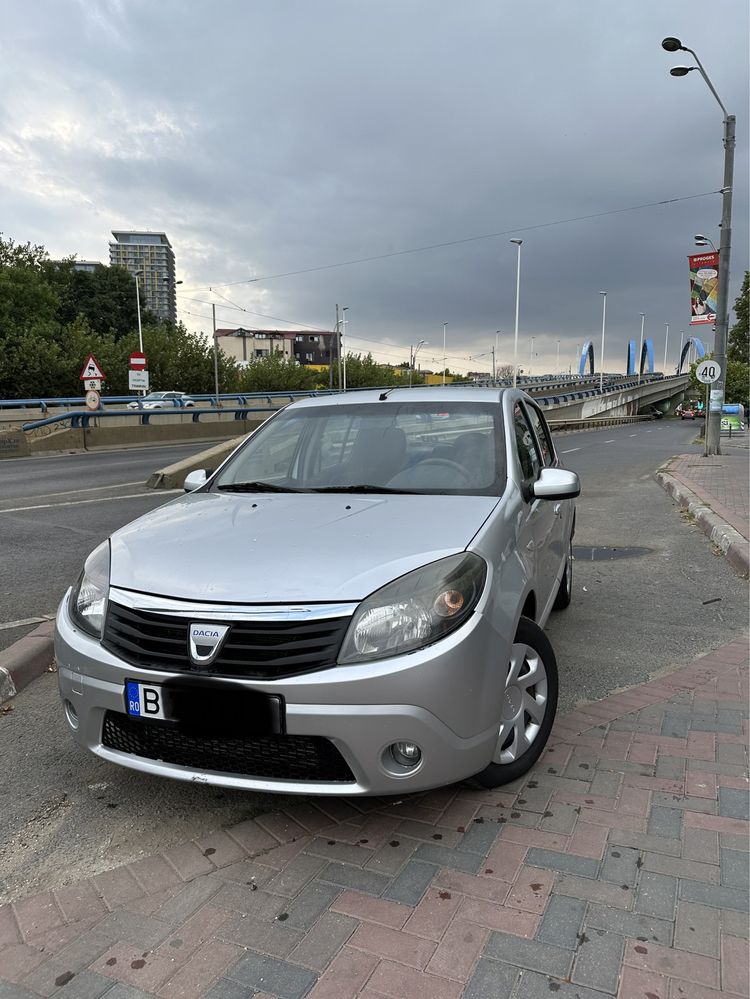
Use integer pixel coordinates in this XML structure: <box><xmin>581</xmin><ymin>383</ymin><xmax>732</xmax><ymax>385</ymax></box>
<box><xmin>126</xmin><ymin>391</ymin><xmax>195</xmax><ymax>409</ymax></box>
<box><xmin>55</xmin><ymin>388</ymin><xmax>579</xmax><ymax>795</ymax></box>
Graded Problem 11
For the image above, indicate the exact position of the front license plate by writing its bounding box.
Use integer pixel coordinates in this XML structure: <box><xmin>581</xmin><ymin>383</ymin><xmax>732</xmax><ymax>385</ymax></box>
<box><xmin>125</xmin><ymin>681</ymin><xmax>168</xmax><ymax>720</ymax></box>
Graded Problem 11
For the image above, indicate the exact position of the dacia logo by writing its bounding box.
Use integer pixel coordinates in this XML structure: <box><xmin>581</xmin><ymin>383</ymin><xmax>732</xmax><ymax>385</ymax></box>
<box><xmin>189</xmin><ymin>623</ymin><xmax>229</xmax><ymax>665</ymax></box>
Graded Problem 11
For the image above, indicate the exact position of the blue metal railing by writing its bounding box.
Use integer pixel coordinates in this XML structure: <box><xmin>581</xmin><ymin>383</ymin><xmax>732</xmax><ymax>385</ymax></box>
<box><xmin>21</xmin><ymin>406</ymin><xmax>282</xmax><ymax>432</ymax></box>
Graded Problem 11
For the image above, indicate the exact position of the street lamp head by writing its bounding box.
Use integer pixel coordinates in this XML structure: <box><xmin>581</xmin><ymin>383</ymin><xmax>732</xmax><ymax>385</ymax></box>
<box><xmin>661</xmin><ymin>36</ymin><xmax>683</xmax><ymax>52</ymax></box>
<box><xmin>599</xmin><ymin>290</ymin><xmax>606</xmax><ymax>296</ymax></box>
<box><xmin>694</xmin><ymin>234</ymin><xmax>708</xmax><ymax>241</ymax></box>
<box><xmin>510</xmin><ymin>238</ymin><xmax>523</xmax><ymax>246</ymax></box>
<box><xmin>670</xmin><ymin>66</ymin><xmax>694</xmax><ymax>77</ymax></box>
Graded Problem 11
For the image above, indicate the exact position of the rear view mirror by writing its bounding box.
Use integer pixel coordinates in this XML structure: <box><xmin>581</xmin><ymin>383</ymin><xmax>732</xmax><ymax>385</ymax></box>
<box><xmin>532</xmin><ymin>467</ymin><xmax>580</xmax><ymax>501</ymax></box>
<box><xmin>183</xmin><ymin>469</ymin><xmax>209</xmax><ymax>492</ymax></box>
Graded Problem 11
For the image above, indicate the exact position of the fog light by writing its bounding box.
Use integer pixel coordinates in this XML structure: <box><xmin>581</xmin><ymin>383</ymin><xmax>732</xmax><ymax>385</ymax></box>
<box><xmin>64</xmin><ymin>699</ymin><xmax>79</xmax><ymax>730</ymax></box>
<box><xmin>390</xmin><ymin>742</ymin><xmax>422</xmax><ymax>768</ymax></box>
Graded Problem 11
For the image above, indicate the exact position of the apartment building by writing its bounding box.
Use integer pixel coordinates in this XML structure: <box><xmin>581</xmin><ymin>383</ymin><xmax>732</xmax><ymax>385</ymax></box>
<box><xmin>109</xmin><ymin>231</ymin><xmax>177</xmax><ymax>323</ymax></box>
<box><xmin>215</xmin><ymin>329</ymin><xmax>334</xmax><ymax>367</ymax></box>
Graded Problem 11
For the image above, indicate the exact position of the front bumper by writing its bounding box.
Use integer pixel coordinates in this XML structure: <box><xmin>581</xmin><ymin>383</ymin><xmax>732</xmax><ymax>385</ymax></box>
<box><xmin>55</xmin><ymin>592</ymin><xmax>508</xmax><ymax>795</ymax></box>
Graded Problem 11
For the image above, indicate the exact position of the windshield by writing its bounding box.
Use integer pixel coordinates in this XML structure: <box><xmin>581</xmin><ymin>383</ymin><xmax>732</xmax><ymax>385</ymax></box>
<box><xmin>214</xmin><ymin>401</ymin><xmax>506</xmax><ymax>496</ymax></box>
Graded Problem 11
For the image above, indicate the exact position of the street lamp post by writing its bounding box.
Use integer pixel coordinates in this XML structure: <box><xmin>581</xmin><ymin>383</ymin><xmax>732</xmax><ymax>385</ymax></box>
<box><xmin>638</xmin><ymin>313</ymin><xmax>645</xmax><ymax>384</ymax></box>
<box><xmin>212</xmin><ymin>303</ymin><xmax>220</xmax><ymax>400</ymax></box>
<box><xmin>410</xmin><ymin>340</ymin><xmax>428</xmax><ymax>387</ymax></box>
<box><xmin>341</xmin><ymin>307</ymin><xmax>349</xmax><ymax>391</ymax></box>
<box><xmin>664</xmin><ymin>323</ymin><xmax>669</xmax><ymax>372</ymax></box>
<box><xmin>599</xmin><ymin>292</ymin><xmax>607</xmax><ymax>393</ymax></box>
<box><xmin>556</xmin><ymin>338</ymin><xmax>561</xmax><ymax>374</ymax></box>
<box><xmin>442</xmin><ymin>323</ymin><xmax>447</xmax><ymax>385</ymax></box>
<box><xmin>678</xmin><ymin>330</ymin><xmax>685</xmax><ymax>373</ymax></box>
<box><xmin>134</xmin><ymin>272</ymin><xmax>144</xmax><ymax>354</ymax></box>
<box><xmin>662</xmin><ymin>35</ymin><xmax>734</xmax><ymax>455</ymax></box>
<box><xmin>510</xmin><ymin>239</ymin><xmax>522</xmax><ymax>387</ymax></box>
<box><xmin>529</xmin><ymin>336</ymin><xmax>536</xmax><ymax>376</ymax></box>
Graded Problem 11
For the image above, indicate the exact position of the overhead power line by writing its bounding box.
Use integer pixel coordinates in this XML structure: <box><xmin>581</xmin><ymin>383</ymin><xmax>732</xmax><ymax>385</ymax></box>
<box><xmin>180</xmin><ymin>190</ymin><xmax>718</xmax><ymax>291</ymax></box>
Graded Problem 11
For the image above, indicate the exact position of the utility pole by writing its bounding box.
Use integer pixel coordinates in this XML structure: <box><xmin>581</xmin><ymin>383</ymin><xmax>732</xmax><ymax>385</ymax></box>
<box><xmin>335</xmin><ymin>304</ymin><xmax>342</xmax><ymax>391</ymax></box>
<box><xmin>212</xmin><ymin>303</ymin><xmax>220</xmax><ymax>401</ymax></box>
<box><xmin>638</xmin><ymin>313</ymin><xmax>645</xmax><ymax>384</ymax></box>
<box><xmin>442</xmin><ymin>323</ymin><xmax>447</xmax><ymax>385</ymax></box>
<box><xmin>663</xmin><ymin>323</ymin><xmax>669</xmax><ymax>371</ymax></box>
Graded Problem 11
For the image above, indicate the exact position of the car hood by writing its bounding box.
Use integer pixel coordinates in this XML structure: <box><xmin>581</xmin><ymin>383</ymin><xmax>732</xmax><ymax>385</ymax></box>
<box><xmin>109</xmin><ymin>491</ymin><xmax>498</xmax><ymax>603</ymax></box>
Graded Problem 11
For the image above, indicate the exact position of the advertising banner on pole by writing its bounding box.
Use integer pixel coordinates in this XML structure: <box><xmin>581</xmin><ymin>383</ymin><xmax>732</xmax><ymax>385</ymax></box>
<box><xmin>688</xmin><ymin>252</ymin><xmax>719</xmax><ymax>325</ymax></box>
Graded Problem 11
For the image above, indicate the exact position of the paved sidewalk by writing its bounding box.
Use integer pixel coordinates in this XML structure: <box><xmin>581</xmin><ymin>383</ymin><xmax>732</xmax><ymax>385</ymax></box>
<box><xmin>1</xmin><ymin>637</ymin><xmax>748</xmax><ymax>999</ymax></box>
<box><xmin>657</xmin><ymin>438</ymin><xmax>750</xmax><ymax>577</ymax></box>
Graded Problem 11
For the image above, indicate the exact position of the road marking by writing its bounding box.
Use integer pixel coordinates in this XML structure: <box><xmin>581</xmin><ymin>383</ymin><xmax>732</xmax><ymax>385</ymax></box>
<box><xmin>629</xmin><ymin>434</ymin><xmax>638</xmax><ymax>437</ymax></box>
<box><xmin>8</xmin><ymin>481</ymin><xmax>144</xmax><ymax>504</ymax></box>
<box><xmin>0</xmin><ymin>615</ymin><xmax>55</xmax><ymax>631</ymax></box>
<box><xmin>560</xmin><ymin>448</ymin><xmax>581</xmax><ymax>454</ymax></box>
<box><xmin>604</xmin><ymin>440</ymin><xmax>616</xmax><ymax>443</ymax></box>
<box><xmin>0</xmin><ymin>491</ymin><xmax>180</xmax><ymax>515</ymax></box>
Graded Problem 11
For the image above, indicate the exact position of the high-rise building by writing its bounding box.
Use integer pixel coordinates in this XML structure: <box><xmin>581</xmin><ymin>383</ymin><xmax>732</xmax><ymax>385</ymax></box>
<box><xmin>109</xmin><ymin>231</ymin><xmax>177</xmax><ymax>323</ymax></box>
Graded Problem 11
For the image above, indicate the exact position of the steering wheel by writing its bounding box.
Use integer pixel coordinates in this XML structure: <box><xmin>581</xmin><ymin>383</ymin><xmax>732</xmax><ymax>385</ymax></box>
<box><xmin>414</xmin><ymin>458</ymin><xmax>474</xmax><ymax>485</ymax></box>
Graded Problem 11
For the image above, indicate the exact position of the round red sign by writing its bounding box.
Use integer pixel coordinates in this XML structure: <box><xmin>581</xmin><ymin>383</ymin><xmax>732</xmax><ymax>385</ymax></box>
<box><xmin>129</xmin><ymin>352</ymin><xmax>147</xmax><ymax>370</ymax></box>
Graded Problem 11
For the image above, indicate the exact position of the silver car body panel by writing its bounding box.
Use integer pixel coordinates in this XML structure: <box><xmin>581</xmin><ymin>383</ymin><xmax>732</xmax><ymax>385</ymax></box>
<box><xmin>56</xmin><ymin>387</ymin><xmax>575</xmax><ymax>794</ymax></box>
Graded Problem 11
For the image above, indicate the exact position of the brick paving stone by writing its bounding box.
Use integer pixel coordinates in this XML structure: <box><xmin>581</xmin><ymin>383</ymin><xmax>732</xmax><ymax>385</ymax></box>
<box><xmin>264</xmin><ymin>854</ymin><xmax>328</xmax><ymax>898</ymax></box>
<box><xmin>483</xmin><ymin>930</ymin><xmax>572</xmax><ymax>978</ymax></box>
<box><xmin>284</xmin><ymin>882</ymin><xmax>342</xmax><ymax>932</ymax></box>
<box><xmin>224</xmin><ymin>819</ymin><xmax>279</xmax><ymax>856</ymax></box>
<box><xmin>476</xmin><ymin>804</ymin><xmax>539</xmax><ymax>828</ymax></box>
<box><xmin>13</xmin><ymin>893</ymin><xmax>65</xmax><ymax>941</ymax></box>
<box><xmin>608</xmin><ymin>829</ymin><xmax>681</xmax><ymax>858</ymax></box>
<box><xmin>600</xmin><ymin>845</ymin><xmax>640</xmax><ymax>886</ymax></box>
<box><xmin>462</xmin><ymin>957</ymin><xmax>519</xmax><ymax>999</ymax></box>
<box><xmin>393</xmin><ymin>820</ymin><xmax>461</xmax><ymax>848</ymax></box>
<box><xmin>618</xmin><ymin>966</ymin><xmax>670</xmax><ymax>999</ymax></box>
<box><xmin>554</xmin><ymin>873</ymin><xmax>635</xmax><ymax>909</ymax></box>
<box><xmin>684</xmin><ymin>810</ymin><xmax>749</xmax><ymax>835</ymax></box>
<box><xmin>681</xmin><ymin>826</ymin><xmax>720</xmax><ymax>864</ymax></box>
<box><xmin>431</xmin><ymin>869</ymin><xmax>511</xmax><ymax>904</ymax></box>
<box><xmin>348</xmin><ymin>920</ymin><xmax>436</xmax><ymax>970</ymax></box>
<box><xmin>634</xmin><ymin>872</ymin><xmax>678</xmax><ymax>920</ymax></box>
<box><xmin>364</xmin><ymin>838</ymin><xmax>419</xmax><ymax>876</ymax></box>
<box><xmin>504</xmin><ymin>866</ymin><xmax>554</xmax><ymax>914</ymax></box>
<box><xmin>719</xmin><ymin>787</ymin><xmax>750</xmax><ymax>820</ymax></box>
<box><xmin>161</xmin><ymin>842</ymin><xmax>217</xmax><ymax>882</ymax></box>
<box><xmin>571</xmin><ymin>927</ymin><xmax>624</xmax><ymax>993</ymax></box>
<box><xmin>566</xmin><ymin>819</ymin><xmax>610</xmax><ymax>860</ymax></box>
<box><xmin>211</xmin><ymin>883</ymin><xmax>285</xmax><ymax>920</ymax></box>
<box><xmin>225</xmin><ymin>950</ymin><xmax>318</xmax><ymax>999</ymax></box>
<box><xmin>678</xmin><ymin>879</ymin><xmax>750</xmax><ymax>912</ymax></box>
<box><xmin>305</xmin><ymin>946</ymin><xmax>378</xmax><ymax>999</ymax></box>
<box><xmin>623</xmin><ymin>937</ymin><xmax>720</xmax><ymax>988</ymax></box>
<box><xmin>585</xmin><ymin>902</ymin><xmax>673</xmax><ymax>946</ymax></box>
<box><xmin>656</xmin><ymin>755</ymin><xmax>687</xmax><ymax>779</ymax></box>
<box><xmin>53</xmin><ymin>883</ymin><xmax>109</xmax><ymax>925</ymax></box>
<box><xmin>642</xmin><ymin>852</ymin><xmax>720</xmax><ymax>884</ymax></box>
<box><xmin>367</xmin><ymin>959</ymin><xmax>463</xmax><ymax>999</ymax></box>
<box><xmin>525</xmin><ymin>848</ymin><xmax>599</xmax><ymax>879</ymax></box>
<box><xmin>288</xmin><ymin>912</ymin><xmax>357</xmax><ymax>972</ymax></box>
<box><xmin>91</xmin><ymin>941</ymin><xmax>178</xmax><ymax>992</ymax></box>
<box><xmin>647</xmin><ymin>805</ymin><xmax>684</xmax><ymax>839</ymax></box>
<box><xmin>92</xmin><ymin>868</ymin><xmax>144</xmax><ymax>910</ymax></box>
<box><xmin>457</xmin><ymin>898</ymin><xmax>538</xmax><ymax>937</ymax></box>
<box><xmin>317</xmin><ymin>862</ymin><xmax>389</xmax><ymax>897</ymax></box>
<box><xmin>721</xmin><ymin>933</ymin><xmax>750</xmax><ymax>996</ymax></box>
<box><xmin>156</xmin><ymin>939</ymin><xmax>244</xmax><ymax>999</ymax></box>
<box><xmin>51</xmin><ymin>969</ymin><xmax>118</xmax><ymax>998</ymax></box>
<box><xmin>535</xmin><ymin>894</ymin><xmax>586</xmax><ymax>950</ymax></box>
<box><xmin>423</xmin><ymin>917</ymin><xmax>488</xmax><ymax>982</ymax></box>
<box><xmin>514</xmin><ymin>785</ymin><xmax>554</xmax><ymax>813</ymax></box>
<box><xmin>125</xmin><ymin>885</ymin><xmax>181</xmax><ymax>918</ymax></box>
<box><xmin>305</xmin><ymin>838</ymin><xmax>374</xmax><ymax>866</ymax></box>
<box><xmin>453</xmin><ymin>820</ymin><xmax>502</xmax><ymax>857</ymax></box>
<box><xmin>514</xmin><ymin>970</ymin><xmax>610</xmax><ymax>998</ymax></box>
<box><xmin>722</xmin><ymin>908</ymin><xmax>750</xmax><ymax>940</ymax></box>
<box><xmin>0</xmin><ymin>905</ymin><xmax>21</xmax><ymax>948</ymax></box>
<box><xmin>720</xmin><ymin>848</ymin><xmax>750</xmax><ymax>889</ymax></box>
<box><xmin>217</xmin><ymin>912</ymin><xmax>305</xmax><ymax>958</ymax></box>
<box><xmin>254</xmin><ymin>811</ymin><xmax>310</xmax><ymax>846</ymax></box>
<box><xmin>202</xmin><ymin>979</ymin><xmax>255</xmax><ymax>999</ymax></box>
<box><xmin>1</xmin><ymin>942</ymin><xmax>46</xmax><ymax>983</ymax></box>
<box><xmin>401</xmin><ymin>888</ymin><xmax>461</xmax><ymax>941</ymax></box>
<box><xmin>674</xmin><ymin>900</ymin><xmax>721</xmax><ymax>958</ymax></box>
<box><xmin>94</xmin><ymin>985</ymin><xmax>157</xmax><ymax>999</ymax></box>
<box><xmin>0</xmin><ymin>984</ymin><xmax>39</xmax><ymax>999</ymax></box>
<box><xmin>382</xmin><ymin>860</ymin><xmax>438</xmax><ymax>906</ymax></box>
<box><xmin>331</xmin><ymin>891</ymin><xmax>410</xmax><ymax>929</ymax></box>
<box><xmin>499</xmin><ymin>826</ymin><xmax>570</xmax><ymax>852</ymax></box>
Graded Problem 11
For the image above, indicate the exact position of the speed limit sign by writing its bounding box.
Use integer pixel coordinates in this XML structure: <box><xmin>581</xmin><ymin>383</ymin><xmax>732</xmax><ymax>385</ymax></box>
<box><xmin>695</xmin><ymin>360</ymin><xmax>721</xmax><ymax>384</ymax></box>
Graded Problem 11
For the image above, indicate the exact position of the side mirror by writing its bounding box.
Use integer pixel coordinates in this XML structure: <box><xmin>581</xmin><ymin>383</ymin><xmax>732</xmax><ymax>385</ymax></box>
<box><xmin>183</xmin><ymin>469</ymin><xmax>209</xmax><ymax>492</ymax></box>
<box><xmin>532</xmin><ymin>467</ymin><xmax>580</xmax><ymax>501</ymax></box>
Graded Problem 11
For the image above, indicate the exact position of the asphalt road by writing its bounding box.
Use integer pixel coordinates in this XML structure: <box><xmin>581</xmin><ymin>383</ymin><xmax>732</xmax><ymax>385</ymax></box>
<box><xmin>0</xmin><ymin>421</ymin><xmax>747</xmax><ymax>902</ymax></box>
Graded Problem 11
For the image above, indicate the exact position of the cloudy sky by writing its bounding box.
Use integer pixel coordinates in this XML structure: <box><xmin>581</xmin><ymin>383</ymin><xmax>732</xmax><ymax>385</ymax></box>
<box><xmin>2</xmin><ymin>0</ymin><xmax>748</xmax><ymax>377</ymax></box>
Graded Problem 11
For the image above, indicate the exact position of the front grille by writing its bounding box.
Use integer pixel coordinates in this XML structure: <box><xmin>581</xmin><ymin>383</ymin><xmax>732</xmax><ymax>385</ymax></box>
<box><xmin>102</xmin><ymin>711</ymin><xmax>355</xmax><ymax>782</ymax></box>
<box><xmin>102</xmin><ymin>602</ymin><xmax>350</xmax><ymax>679</ymax></box>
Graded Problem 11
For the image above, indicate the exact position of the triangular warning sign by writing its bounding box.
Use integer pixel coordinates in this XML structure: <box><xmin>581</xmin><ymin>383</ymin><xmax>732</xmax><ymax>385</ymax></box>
<box><xmin>79</xmin><ymin>354</ymin><xmax>107</xmax><ymax>381</ymax></box>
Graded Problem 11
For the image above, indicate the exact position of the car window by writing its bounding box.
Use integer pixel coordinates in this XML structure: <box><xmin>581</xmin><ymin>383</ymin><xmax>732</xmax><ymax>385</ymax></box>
<box><xmin>524</xmin><ymin>404</ymin><xmax>555</xmax><ymax>466</ymax></box>
<box><xmin>513</xmin><ymin>403</ymin><xmax>541</xmax><ymax>481</ymax></box>
<box><xmin>215</xmin><ymin>402</ymin><xmax>506</xmax><ymax>496</ymax></box>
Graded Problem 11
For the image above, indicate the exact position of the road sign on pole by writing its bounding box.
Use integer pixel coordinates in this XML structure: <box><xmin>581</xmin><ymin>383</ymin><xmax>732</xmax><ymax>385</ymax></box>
<box><xmin>128</xmin><ymin>369</ymin><xmax>150</xmax><ymax>391</ymax></box>
<box><xmin>129</xmin><ymin>352</ymin><xmax>147</xmax><ymax>370</ymax></box>
<box><xmin>695</xmin><ymin>359</ymin><xmax>722</xmax><ymax>384</ymax></box>
<box><xmin>83</xmin><ymin>379</ymin><xmax>102</xmax><ymax>392</ymax></box>
<box><xmin>79</xmin><ymin>354</ymin><xmax>106</xmax><ymax>381</ymax></box>
<box><xmin>85</xmin><ymin>390</ymin><xmax>101</xmax><ymax>411</ymax></box>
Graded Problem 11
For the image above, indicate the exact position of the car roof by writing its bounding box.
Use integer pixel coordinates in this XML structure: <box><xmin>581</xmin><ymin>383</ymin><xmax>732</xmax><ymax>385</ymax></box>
<box><xmin>286</xmin><ymin>386</ymin><xmax>513</xmax><ymax>411</ymax></box>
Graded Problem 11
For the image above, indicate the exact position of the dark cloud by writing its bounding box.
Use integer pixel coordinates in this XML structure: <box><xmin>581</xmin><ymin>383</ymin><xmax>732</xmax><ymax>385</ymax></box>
<box><xmin>1</xmin><ymin>0</ymin><xmax>747</xmax><ymax>373</ymax></box>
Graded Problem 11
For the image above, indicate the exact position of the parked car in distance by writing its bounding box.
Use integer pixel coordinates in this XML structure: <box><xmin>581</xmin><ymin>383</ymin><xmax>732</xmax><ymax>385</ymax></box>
<box><xmin>127</xmin><ymin>391</ymin><xmax>195</xmax><ymax>409</ymax></box>
<box><xmin>679</xmin><ymin>404</ymin><xmax>697</xmax><ymax>420</ymax></box>
<box><xmin>56</xmin><ymin>387</ymin><xmax>580</xmax><ymax>795</ymax></box>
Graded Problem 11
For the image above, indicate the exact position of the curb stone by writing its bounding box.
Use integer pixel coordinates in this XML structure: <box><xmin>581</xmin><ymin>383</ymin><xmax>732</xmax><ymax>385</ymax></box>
<box><xmin>0</xmin><ymin>619</ymin><xmax>55</xmax><ymax>706</ymax></box>
<box><xmin>655</xmin><ymin>469</ymin><xmax>750</xmax><ymax>578</ymax></box>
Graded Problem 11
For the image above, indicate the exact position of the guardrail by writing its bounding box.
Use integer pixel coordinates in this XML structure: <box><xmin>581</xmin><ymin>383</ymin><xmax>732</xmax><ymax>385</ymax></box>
<box><xmin>548</xmin><ymin>415</ymin><xmax>657</xmax><ymax>432</ymax></box>
<box><xmin>21</xmin><ymin>406</ymin><xmax>282</xmax><ymax>432</ymax></box>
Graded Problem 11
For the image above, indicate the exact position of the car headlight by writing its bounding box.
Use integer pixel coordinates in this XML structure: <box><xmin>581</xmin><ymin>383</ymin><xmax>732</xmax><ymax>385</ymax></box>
<box><xmin>69</xmin><ymin>541</ymin><xmax>110</xmax><ymax>638</ymax></box>
<box><xmin>338</xmin><ymin>553</ymin><xmax>487</xmax><ymax>665</ymax></box>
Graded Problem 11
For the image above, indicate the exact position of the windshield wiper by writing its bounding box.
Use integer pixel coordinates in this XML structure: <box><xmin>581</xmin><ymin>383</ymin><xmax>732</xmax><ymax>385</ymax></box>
<box><xmin>311</xmin><ymin>484</ymin><xmax>418</xmax><ymax>494</ymax></box>
<box><xmin>216</xmin><ymin>481</ymin><xmax>302</xmax><ymax>493</ymax></box>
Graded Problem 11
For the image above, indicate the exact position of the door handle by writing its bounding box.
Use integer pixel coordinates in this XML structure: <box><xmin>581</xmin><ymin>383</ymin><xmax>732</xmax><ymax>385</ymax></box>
<box><xmin>553</xmin><ymin>503</ymin><xmax>562</xmax><ymax>516</ymax></box>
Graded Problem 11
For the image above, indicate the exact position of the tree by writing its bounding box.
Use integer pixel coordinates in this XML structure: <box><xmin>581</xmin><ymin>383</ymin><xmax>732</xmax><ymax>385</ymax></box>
<box><xmin>326</xmin><ymin>353</ymin><xmax>414</xmax><ymax>389</ymax></box>
<box><xmin>727</xmin><ymin>271</ymin><xmax>748</xmax><ymax>364</ymax></box>
<box><xmin>237</xmin><ymin>352</ymin><xmax>318</xmax><ymax>393</ymax></box>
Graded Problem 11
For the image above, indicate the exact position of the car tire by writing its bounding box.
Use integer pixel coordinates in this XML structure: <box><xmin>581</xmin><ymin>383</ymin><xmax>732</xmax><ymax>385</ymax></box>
<box><xmin>552</xmin><ymin>537</ymin><xmax>573</xmax><ymax>610</ymax></box>
<box><xmin>474</xmin><ymin>617</ymin><xmax>558</xmax><ymax>788</ymax></box>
